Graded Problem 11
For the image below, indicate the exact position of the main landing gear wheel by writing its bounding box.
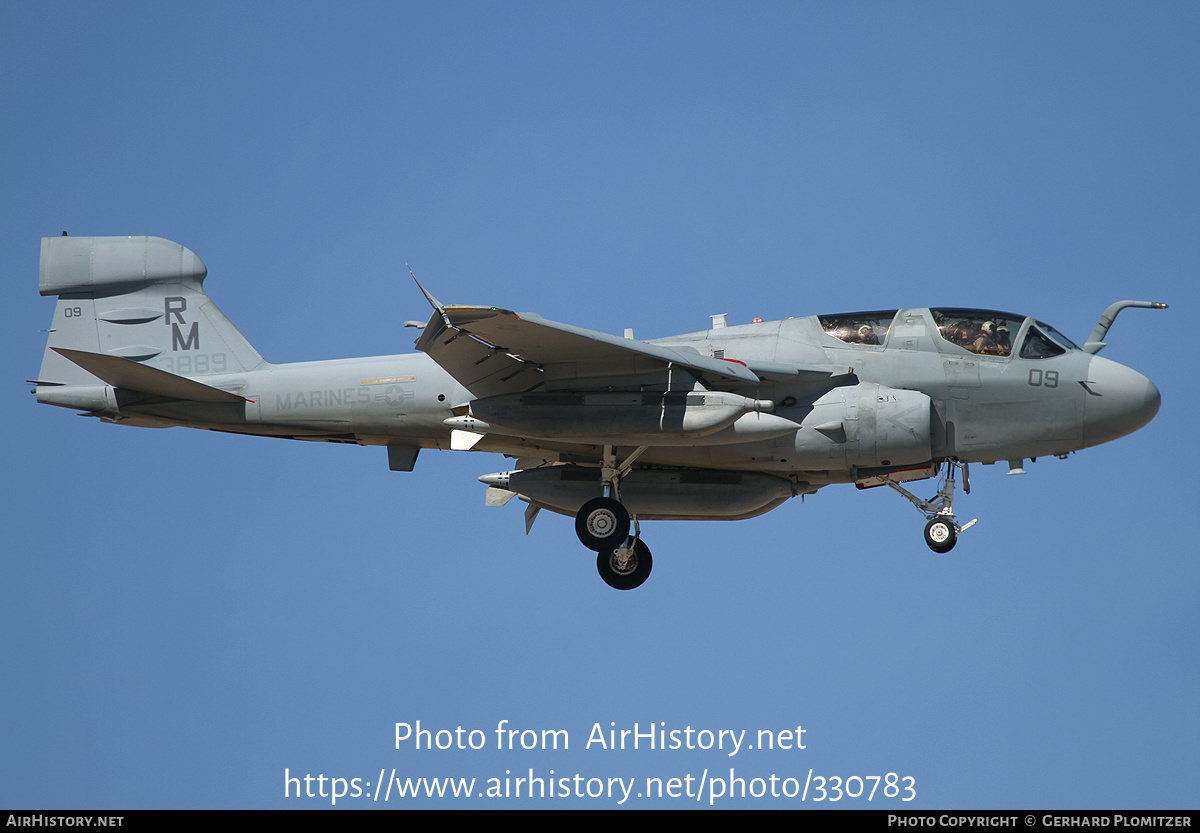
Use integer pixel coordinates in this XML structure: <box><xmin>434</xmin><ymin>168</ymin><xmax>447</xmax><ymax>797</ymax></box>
<box><xmin>924</xmin><ymin>517</ymin><xmax>957</xmax><ymax>553</ymax></box>
<box><xmin>575</xmin><ymin>497</ymin><xmax>631</xmax><ymax>551</ymax></box>
<box><xmin>597</xmin><ymin>539</ymin><xmax>652</xmax><ymax>590</ymax></box>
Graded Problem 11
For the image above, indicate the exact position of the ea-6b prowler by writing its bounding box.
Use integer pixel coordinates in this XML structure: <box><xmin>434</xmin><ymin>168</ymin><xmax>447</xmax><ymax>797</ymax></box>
<box><xmin>32</xmin><ymin>236</ymin><xmax>1164</xmax><ymax>589</ymax></box>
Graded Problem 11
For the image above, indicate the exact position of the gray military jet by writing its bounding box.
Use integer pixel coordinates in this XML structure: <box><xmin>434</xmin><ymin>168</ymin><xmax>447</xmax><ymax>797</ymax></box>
<box><xmin>31</xmin><ymin>235</ymin><xmax>1164</xmax><ymax>589</ymax></box>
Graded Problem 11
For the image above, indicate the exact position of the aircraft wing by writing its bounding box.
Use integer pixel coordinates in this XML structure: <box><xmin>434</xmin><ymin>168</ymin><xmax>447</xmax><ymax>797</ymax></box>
<box><xmin>414</xmin><ymin>304</ymin><xmax>761</xmax><ymax>399</ymax></box>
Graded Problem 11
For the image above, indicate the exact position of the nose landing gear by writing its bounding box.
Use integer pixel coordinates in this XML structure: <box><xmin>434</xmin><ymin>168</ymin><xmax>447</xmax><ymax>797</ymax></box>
<box><xmin>885</xmin><ymin>460</ymin><xmax>977</xmax><ymax>553</ymax></box>
<box><xmin>923</xmin><ymin>516</ymin><xmax>957</xmax><ymax>553</ymax></box>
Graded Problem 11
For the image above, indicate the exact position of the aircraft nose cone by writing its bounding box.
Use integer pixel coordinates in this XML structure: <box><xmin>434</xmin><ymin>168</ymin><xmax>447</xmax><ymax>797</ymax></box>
<box><xmin>1083</xmin><ymin>356</ymin><xmax>1161</xmax><ymax>447</ymax></box>
<box><xmin>1144</xmin><ymin>377</ymin><xmax>1162</xmax><ymax>420</ymax></box>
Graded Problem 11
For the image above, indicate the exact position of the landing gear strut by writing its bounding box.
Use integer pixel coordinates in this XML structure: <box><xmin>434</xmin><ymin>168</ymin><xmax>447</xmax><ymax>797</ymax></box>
<box><xmin>574</xmin><ymin>444</ymin><xmax>653</xmax><ymax>588</ymax></box>
<box><xmin>884</xmin><ymin>460</ymin><xmax>977</xmax><ymax>553</ymax></box>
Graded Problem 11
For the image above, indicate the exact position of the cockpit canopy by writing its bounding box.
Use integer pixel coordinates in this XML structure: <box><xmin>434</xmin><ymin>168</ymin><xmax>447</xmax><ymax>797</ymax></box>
<box><xmin>819</xmin><ymin>308</ymin><xmax>1079</xmax><ymax>358</ymax></box>
<box><xmin>930</xmin><ymin>308</ymin><xmax>1024</xmax><ymax>356</ymax></box>
<box><xmin>817</xmin><ymin>311</ymin><xmax>897</xmax><ymax>347</ymax></box>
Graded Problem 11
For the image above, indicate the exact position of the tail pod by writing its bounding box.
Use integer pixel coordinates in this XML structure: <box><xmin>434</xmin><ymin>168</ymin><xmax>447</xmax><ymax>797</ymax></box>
<box><xmin>35</xmin><ymin>235</ymin><xmax>265</xmax><ymax>410</ymax></box>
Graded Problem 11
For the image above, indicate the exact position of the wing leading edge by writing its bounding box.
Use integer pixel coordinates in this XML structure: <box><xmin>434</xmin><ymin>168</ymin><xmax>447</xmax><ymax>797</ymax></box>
<box><xmin>414</xmin><ymin>303</ymin><xmax>761</xmax><ymax>399</ymax></box>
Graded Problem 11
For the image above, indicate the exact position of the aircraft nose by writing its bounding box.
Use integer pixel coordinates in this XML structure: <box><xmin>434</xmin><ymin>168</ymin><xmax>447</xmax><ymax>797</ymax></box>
<box><xmin>1082</xmin><ymin>356</ymin><xmax>1161</xmax><ymax>447</ymax></box>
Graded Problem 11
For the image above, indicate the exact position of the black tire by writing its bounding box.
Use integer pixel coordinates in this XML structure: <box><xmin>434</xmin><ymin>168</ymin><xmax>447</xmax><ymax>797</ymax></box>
<box><xmin>597</xmin><ymin>539</ymin><xmax>652</xmax><ymax>590</ymax></box>
<box><xmin>575</xmin><ymin>497</ymin><xmax>630</xmax><ymax>551</ymax></box>
<box><xmin>924</xmin><ymin>517</ymin><xmax>957</xmax><ymax>553</ymax></box>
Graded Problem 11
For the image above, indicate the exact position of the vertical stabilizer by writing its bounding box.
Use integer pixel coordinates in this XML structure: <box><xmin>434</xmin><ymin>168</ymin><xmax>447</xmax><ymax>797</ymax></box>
<box><xmin>36</xmin><ymin>236</ymin><xmax>265</xmax><ymax>395</ymax></box>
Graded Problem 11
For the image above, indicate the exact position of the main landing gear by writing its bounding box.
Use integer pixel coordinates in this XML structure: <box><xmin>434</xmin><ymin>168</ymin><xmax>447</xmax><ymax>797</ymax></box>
<box><xmin>575</xmin><ymin>497</ymin><xmax>630</xmax><ymax>551</ymax></box>
<box><xmin>596</xmin><ymin>538</ymin><xmax>653</xmax><ymax>591</ymax></box>
<box><xmin>574</xmin><ymin>445</ymin><xmax>653</xmax><ymax>590</ymax></box>
<box><xmin>884</xmin><ymin>460</ymin><xmax>977</xmax><ymax>554</ymax></box>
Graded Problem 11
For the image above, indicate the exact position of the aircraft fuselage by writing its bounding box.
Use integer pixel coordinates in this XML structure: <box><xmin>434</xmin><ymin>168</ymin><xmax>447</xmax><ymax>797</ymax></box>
<box><xmin>61</xmin><ymin>309</ymin><xmax>1156</xmax><ymax>489</ymax></box>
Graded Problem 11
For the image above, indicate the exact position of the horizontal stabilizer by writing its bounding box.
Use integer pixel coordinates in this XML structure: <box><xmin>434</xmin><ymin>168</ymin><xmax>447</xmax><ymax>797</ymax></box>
<box><xmin>52</xmin><ymin>348</ymin><xmax>248</xmax><ymax>403</ymax></box>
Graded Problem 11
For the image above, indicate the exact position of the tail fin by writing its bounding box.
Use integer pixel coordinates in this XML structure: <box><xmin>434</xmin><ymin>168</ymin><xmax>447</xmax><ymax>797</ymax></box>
<box><xmin>35</xmin><ymin>235</ymin><xmax>265</xmax><ymax>410</ymax></box>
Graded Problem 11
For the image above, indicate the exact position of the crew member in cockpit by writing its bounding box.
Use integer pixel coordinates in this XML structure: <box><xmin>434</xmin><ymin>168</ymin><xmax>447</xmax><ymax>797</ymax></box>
<box><xmin>857</xmin><ymin>324</ymin><xmax>880</xmax><ymax>346</ymax></box>
<box><xmin>970</xmin><ymin>321</ymin><xmax>1003</xmax><ymax>355</ymax></box>
<box><xmin>994</xmin><ymin>324</ymin><xmax>1012</xmax><ymax>354</ymax></box>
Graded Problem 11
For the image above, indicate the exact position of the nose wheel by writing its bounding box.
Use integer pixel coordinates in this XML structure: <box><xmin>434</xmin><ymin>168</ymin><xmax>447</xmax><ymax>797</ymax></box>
<box><xmin>923</xmin><ymin>516</ymin><xmax>957</xmax><ymax>553</ymax></box>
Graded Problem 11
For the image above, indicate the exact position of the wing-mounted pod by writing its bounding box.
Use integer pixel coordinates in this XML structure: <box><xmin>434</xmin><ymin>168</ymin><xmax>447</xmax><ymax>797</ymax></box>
<box><xmin>458</xmin><ymin>390</ymin><xmax>798</xmax><ymax>446</ymax></box>
<box><xmin>479</xmin><ymin>466</ymin><xmax>802</xmax><ymax>521</ymax></box>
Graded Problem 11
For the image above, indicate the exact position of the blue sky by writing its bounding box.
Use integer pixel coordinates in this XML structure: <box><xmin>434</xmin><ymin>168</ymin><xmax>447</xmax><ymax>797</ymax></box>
<box><xmin>2</xmin><ymin>1</ymin><xmax>1196</xmax><ymax>809</ymax></box>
